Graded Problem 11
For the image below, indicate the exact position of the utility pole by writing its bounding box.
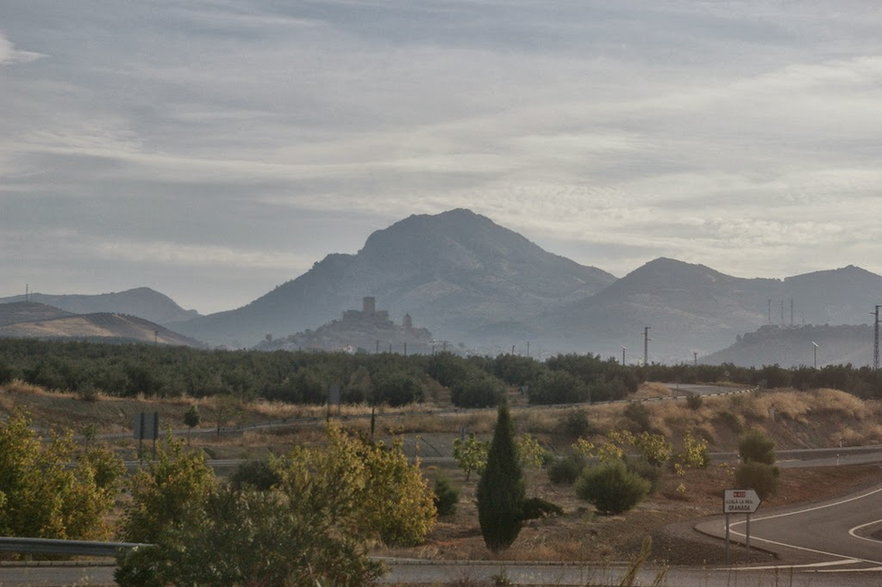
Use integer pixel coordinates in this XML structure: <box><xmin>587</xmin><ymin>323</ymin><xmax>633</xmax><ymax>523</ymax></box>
<box><xmin>643</xmin><ymin>327</ymin><xmax>651</xmax><ymax>366</ymax></box>
<box><xmin>694</xmin><ymin>351</ymin><xmax>698</xmax><ymax>366</ymax></box>
<box><xmin>621</xmin><ymin>345</ymin><xmax>627</xmax><ymax>366</ymax></box>
<box><xmin>874</xmin><ymin>305</ymin><xmax>881</xmax><ymax>370</ymax></box>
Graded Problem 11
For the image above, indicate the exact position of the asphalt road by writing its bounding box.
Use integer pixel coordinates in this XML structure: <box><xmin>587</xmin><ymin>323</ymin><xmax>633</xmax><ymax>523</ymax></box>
<box><xmin>697</xmin><ymin>482</ymin><xmax>882</xmax><ymax>578</ymax></box>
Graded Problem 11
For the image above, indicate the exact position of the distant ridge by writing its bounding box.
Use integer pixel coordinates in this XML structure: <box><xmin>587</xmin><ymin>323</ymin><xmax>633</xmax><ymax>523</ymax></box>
<box><xmin>0</xmin><ymin>287</ymin><xmax>200</xmax><ymax>326</ymax></box>
<box><xmin>0</xmin><ymin>302</ymin><xmax>204</xmax><ymax>347</ymax></box>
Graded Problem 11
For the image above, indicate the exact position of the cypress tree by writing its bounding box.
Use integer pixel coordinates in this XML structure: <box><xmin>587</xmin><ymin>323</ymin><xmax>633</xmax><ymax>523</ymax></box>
<box><xmin>477</xmin><ymin>401</ymin><xmax>525</xmax><ymax>552</ymax></box>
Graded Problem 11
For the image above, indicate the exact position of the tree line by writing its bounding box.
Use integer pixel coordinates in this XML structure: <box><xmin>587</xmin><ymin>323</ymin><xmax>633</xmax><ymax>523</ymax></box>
<box><xmin>0</xmin><ymin>338</ymin><xmax>880</xmax><ymax>406</ymax></box>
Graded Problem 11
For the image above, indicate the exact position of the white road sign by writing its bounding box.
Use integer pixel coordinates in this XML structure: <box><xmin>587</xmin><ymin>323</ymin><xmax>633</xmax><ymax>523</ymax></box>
<box><xmin>723</xmin><ymin>489</ymin><xmax>761</xmax><ymax>514</ymax></box>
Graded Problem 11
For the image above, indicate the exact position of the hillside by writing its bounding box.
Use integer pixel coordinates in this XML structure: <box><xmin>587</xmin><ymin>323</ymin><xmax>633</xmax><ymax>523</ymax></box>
<box><xmin>0</xmin><ymin>302</ymin><xmax>204</xmax><ymax>347</ymax></box>
<box><xmin>0</xmin><ymin>287</ymin><xmax>200</xmax><ymax>325</ymax></box>
<box><xmin>169</xmin><ymin>209</ymin><xmax>616</xmax><ymax>347</ymax></box>
<box><xmin>703</xmin><ymin>324</ymin><xmax>875</xmax><ymax>368</ymax></box>
<box><xmin>528</xmin><ymin>258</ymin><xmax>882</xmax><ymax>364</ymax></box>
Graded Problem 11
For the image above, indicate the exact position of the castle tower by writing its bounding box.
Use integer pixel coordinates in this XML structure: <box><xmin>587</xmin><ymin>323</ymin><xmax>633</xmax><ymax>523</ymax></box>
<box><xmin>403</xmin><ymin>313</ymin><xmax>413</xmax><ymax>330</ymax></box>
<box><xmin>362</xmin><ymin>296</ymin><xmax>376</xmax><ymax>315</ymax></box>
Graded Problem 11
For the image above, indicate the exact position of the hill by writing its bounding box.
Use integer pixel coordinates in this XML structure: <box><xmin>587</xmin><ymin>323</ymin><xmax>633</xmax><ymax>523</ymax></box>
<box><xmin>169</xmin><ymin>209</ymin><xmax>616</xmax><ymax>347</ymax></box>
<box><xmin>0</xmin><ymin>287</ymin><xmax>200</xmax><ymax>325</ymax></box>
<box><xmin>702</xmin><ymin>324</ymin><xmax>875</xmax><ymax>368</ymax></box>
<box><xmin>529</xmin><ymin>259</ymin><xmax>882</xmax><ymax>364</ymax></box>
<box><xmin>0</xmin><ymin>302</ymin><xmax>205</xmax><ymax>347</ymax></box>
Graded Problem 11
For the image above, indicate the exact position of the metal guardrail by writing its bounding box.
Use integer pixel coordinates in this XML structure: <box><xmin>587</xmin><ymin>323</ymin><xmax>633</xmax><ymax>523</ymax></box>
<box><xmin>0</xmin><ymin>537</ymin><xmax>151</xmax><ymax>558</ymax></box>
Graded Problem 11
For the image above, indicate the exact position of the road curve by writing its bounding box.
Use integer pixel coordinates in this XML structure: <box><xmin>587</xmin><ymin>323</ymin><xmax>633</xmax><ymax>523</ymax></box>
<box><xmin>697</xmin><ymin>482</ymin><xmax>882</xmax><ymax>576</ymax></box>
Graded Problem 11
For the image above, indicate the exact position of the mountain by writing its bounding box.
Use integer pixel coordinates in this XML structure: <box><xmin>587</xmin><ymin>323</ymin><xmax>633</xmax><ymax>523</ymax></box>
<box><xmin>702</xmin><ymin>324</ymin><xmax>875</xmax><ymax>368</ymax></box>
<box><xmin>169</xmin><ymin>209</ymin><xmax>617</xmax><ymax>347</ymax></box>
<box><xmin>0</xmin><ymin>302</ymin><xmax>204</xmax><ymax>347</ymax></box>
<box><xmin>0</xmin><ymin>287</ymin><xmax>200</xmax><ymax>325</ymax></box>
<box><xmin>527</xmin><ymin>259</ymin><xmax>882</xmax><ymax>363</ymax></box>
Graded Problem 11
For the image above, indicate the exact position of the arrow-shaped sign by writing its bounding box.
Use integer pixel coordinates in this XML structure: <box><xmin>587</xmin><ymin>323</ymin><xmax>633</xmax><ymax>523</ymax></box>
<box><xmin>723</xmin><ymin>488</ymin><xmax>761</xmax><ymax>514</ymax></box>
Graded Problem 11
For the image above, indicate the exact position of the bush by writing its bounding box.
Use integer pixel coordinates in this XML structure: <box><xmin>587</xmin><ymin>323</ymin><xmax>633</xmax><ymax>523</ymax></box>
<box><xmin>451</xmin><ymin>373</ymin><xmax>505</xmax><ymax>408</ymax></box>
<box><xmin>433</xmin><ymin>475</ymin><xmax>459</xmax><ymax>517</ymax></box>
<box><xmin>559</xmin><ymin>410</ymin><xmax>596</xmax><ymax>439</ymax></box>
<box><xmin>521</xmin><ymin>497</ymin><xmax>563</xmax><ymax>520</ymax></box>
<box><xmin>738</xmin><ymin>429</ymin><xmax>775</xmax><ymax>464</ymax></box>
<box><xmin>546</xmin><ymin>454</ymin><xmax>587</xmax><ymax>486</ymax></box>
<box><xmin>734</xmin><ymin>462</ymin><xmax>779</xmax><ymax>500</ymax></box>
<box><xmin>624</xmin><ymin>457</ymin><xmax>662</xmax><ymax>494</ymax></box>
<box><xmin>527</xmin><ymin>370</ymin><xmax>589</xmax><ymax>405</ymax></box>
<box><xmin>230</xmin><ymin>460</ymin><xmax>280</xmax><ymax>492</ymax></box>
<box><xmin>686</xmin><ymin>393</ymin><xmax>703</xmax><ymax>410</ymax></box>
<box><xmin>575</xmin><ymin>460</ymin><xmax>650</xmax><ymax>515</ymax></box>
<box><xmin>623</xmin><ymin>402</ymin><xmax>651</xmax><ymax>432</ymax></box>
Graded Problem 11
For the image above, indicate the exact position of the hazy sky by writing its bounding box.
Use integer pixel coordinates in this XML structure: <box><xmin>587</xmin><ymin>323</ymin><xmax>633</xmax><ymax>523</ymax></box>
<box><xmin>3</xmin><ymin>0</ymin><xmax>882</xmax><ymax>314</ymax></box>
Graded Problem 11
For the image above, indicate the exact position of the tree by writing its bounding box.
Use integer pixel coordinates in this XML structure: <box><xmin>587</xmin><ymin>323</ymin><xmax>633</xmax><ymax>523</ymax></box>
<box><xmin>477</xmin><ymin>402</ymin><xmax>525</xmax><ymax>552</ymax></box>
<box><xmin>452</xmin><ymin>433</ymin><xmax>489</xmax><ymax>481</ymax></box>
<box><xmin>116</xmin><ymin>487</ymin><xmax>384</xmax><ymax>587</ymax></box>
<box><xmin>183</xmin><ymin>404</ymin><xmax>200</xmax><ymax>440</ymax></box>
<box><xmin>273</xmin><ymin>424</ymin><xmax>436</xmax><ymax>547</ymax></box>
<box><xmin>119</xmin><ymin>433</ymin><xmax>216</xmax><ymax>544</ymax></box>
<box><xmin>739</xmin><ymin>429</ymin><xmax>776</xmax><ymax>465</ymax></box>
<box><xmin>0</xmin><ymin>411</ymin><xmax>123</xmax><ymax>541</ymax></box>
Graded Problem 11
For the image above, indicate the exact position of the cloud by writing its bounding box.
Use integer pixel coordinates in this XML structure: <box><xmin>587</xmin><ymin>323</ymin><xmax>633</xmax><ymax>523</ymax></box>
<box><xmin>0</xmin><ymin>33</ymin><xmax>44</xmax><ymax>65</ymax></box>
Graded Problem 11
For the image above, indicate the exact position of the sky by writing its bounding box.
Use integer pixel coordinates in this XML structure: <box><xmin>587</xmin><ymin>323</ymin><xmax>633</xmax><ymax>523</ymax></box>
<box><xmin>3</xmin><ymin>0</ymin><xmax>882</xmax><ymax>314</ymax></box>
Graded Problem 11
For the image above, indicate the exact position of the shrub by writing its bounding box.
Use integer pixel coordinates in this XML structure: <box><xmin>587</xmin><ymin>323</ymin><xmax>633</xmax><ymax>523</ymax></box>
<box><xmin>734</xmin><ymin>462</ymin><xmax>779</xmax><ymax>500</ymax></box>
<box><xmin>624</xmin><ymin>457</ymin><xmax>662</xmax><ymax>494</ymax></box>
<box><xmin>547</xmin><ymin>454</ymin><xmax>587</xmax><ymax>486</ymax></box>
<box><xmin>451</xmin><ymin>373</ymin><xmax>505</xmax><ymax>408</ymax></box>
<box><xmin>527</xmin><ymin>370</ymin><xmax>589</xmax><ymax>405</ymax></box>
<box><xmin>521</xmin><ymin>497</ymin><xmax>563</xmax><ymax>520</ymax></box>
<box><xmin>230</xmin><ymin>460</ymin><xmax>280</xmax><ymax>492</ymax></box>
<box><xmin>623</xmin><ymin>402</ymin><xmax>651</xmax><ymax>432</ymax></box>
<box><xmin>559</xmin><ymin>409</ymin><xmax>596</xmax><ymax>438</ymax></box>
<box><xmin>738</xmin><ymin>429</ymin><xmax>775</xmax><ymax>464</ymax></box>
<box><xmin>433</xmin><ymin>475</ymin><xmax>459</xmax><ymax>517</ymax></box>
<box><xmin>575</xmin><ymin>460</ymin><xmax>650</xmax><ymax>515</ymax></box>
<box><xmin>686</xmin><ymin>393</ymin><xmax>703</xmax><ymax>410</ymax></box>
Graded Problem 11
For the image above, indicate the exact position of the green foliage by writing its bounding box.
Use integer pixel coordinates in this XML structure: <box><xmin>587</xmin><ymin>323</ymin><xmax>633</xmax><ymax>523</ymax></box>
<box><xmin>119</xmin><ymin>434</ymin><xmax>216</xmax><ymax>544</ymax></box>
<box><xmin>372</xmin><ymin>370</ymin><xmax>424</xmax><ymax>406</ymax></box>
<box><xmin>521</xmin><ymin>496</ymin><xmax>563</xmax><ymax>520</ymax></box>
<box><xmin>433</xmin><ymin>475</ymin><xmax>459</xmax><ymax>517</ymax></box>
<box><xmin>546</xmin><ymin>453</ymin><xmax>587</xmax><ymax>485</ymax></box>
<box><xmin>274</xmin><ymin>425</ymin><xmax>437</xmax><ymax>547</ymax></box>
<box><xmin>575</xmin><ymin>460</ymin><xmax>650</xmax><ymax>515</ymax></box>
<box><xmin>678</xmin><ymin>432</ymin><xmax>710</xmax><ymax>469</ymax></box>
<box><xmin>514</xmin><ymin>433</ymin><xmax>547</xmax><ymax>469</ymax></box>
<box><xmin>738</xmin><ymin>429</ymin><xmax>776</xmax><ymax>465</ymax></box>
<box><xmin>452</xmin><ymin>433</ymin><xmax>489</xmax><ymax>481</ymax></box>
<box><xmin>116</xmin><ymin>487</ymin><xmax>384</xmax><ymax>587</ymax></box>
<box><xmin>229</xmin><ymin>460</ymin><xmax>281</xmax><ymax>492</ymax></box>
<box><xmin>450</xmin><ymin>371</ymin><xmax>506</xmax><ymax>408</ymax></box>
<box><xmin>624</xmin><ymin>457</ymin><xmax>662</xmax><ymax>494</ymax></box>
<box><xmin>0</xmin><ymin>411</ymin><xmax>123</xmax><ymax>541</ymax></box>
<box><xmin>477</xmin><ymin>403</ymin><xmax>525</xmax><ymax>552</ymax></box>
<box><xmin>632</xmin><ymin>431</ymin><xmax>672</xmax><ymax>467</ymax></box>
<box><xmin>183</xmin><ymin>404</ymin><xmax>200</xmax><ymax>429</ymax></box>
<box><xmin>623</xmin><ymin>402</ymin><xmax>651</xmax><ymax>432</ymax></box>
<box><xmin>527</xmin><ymin>369</ymin><xmax>590</xmax><ymax>404</ymax></box>
<box><xmin>734</xmin><ymin>462</ymin><xmax>779</xmax><ymax>500</ymax></box>
<box><xmin>559</xmin><ymin>409</ymin><xmax>596</xmax><ymax>439</ymax></box>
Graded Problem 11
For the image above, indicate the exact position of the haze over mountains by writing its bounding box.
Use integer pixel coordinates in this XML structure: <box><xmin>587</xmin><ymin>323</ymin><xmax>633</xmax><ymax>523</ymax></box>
<box><xmin>4</xmin><ymin>209</ymin><xmax>881</xmax><ymax>366</ymax></box>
